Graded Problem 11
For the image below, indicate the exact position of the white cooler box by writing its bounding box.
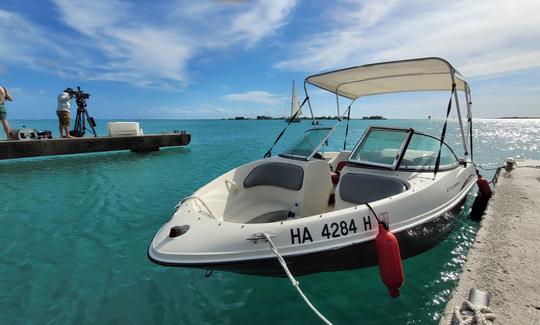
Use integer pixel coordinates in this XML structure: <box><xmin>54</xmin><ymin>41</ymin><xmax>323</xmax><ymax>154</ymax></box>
<box><xmin>107</xmin><ymin>122</ymin><xmax>143</xmax><ymax>137</ymax></box>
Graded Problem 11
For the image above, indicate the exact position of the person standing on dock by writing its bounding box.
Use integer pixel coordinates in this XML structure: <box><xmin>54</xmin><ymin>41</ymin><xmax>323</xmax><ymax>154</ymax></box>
<box><xmin>0</xmin><ymin>85</ymin><xmax>13</xmax><ymax>139</ymax></box>
<box><xmin>56</xmin><ymin>90</ymin><xmax>74</xmax><ymax>138</ymax></box>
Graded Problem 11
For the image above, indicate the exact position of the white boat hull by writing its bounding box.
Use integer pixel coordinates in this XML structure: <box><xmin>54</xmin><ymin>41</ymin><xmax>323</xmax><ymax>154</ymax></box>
<box><xmin>148</xmin><ymin>155</ymin><xmax>477</xmax><ymax>276</ymax></box>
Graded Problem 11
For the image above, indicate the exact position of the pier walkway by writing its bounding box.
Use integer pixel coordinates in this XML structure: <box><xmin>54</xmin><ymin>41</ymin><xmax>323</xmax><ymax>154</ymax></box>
<box><xmin>0</xmin><ymin>132</ymin><xmax>191</xmax><ymax>160</ymax></box>
<box><xmin>441</xmin><ymin>160</ymin><xmax>540</xmax><ymax>324</ymax></box>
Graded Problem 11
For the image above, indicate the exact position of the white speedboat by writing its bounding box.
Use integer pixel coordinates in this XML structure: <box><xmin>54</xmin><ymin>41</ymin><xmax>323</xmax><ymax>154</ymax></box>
<box><xmin>148</xmin><ymin>58</ymin><xmax>478</xmax><ymax>277</ymax></box>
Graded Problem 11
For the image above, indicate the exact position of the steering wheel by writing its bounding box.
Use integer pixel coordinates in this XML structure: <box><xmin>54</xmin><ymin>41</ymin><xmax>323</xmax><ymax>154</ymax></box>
<box><xmin>312</xmin><ymin>152</ymin><xmax>324</xmax><ymax>160</ymax></box>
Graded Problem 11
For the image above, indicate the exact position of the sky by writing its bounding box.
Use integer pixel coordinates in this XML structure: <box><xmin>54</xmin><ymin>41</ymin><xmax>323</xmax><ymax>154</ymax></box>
<box><xmin>0</xmin><ymin>0</ymin><xmax>539</xmax><ymax>119</ymax></box>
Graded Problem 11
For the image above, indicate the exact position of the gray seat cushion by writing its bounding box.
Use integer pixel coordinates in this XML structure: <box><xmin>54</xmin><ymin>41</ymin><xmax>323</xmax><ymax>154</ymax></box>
<box><xmin>339</xmin><ymin>173</ymin><xmax>407</xmax><ymax>204</ymax></box>
<box><xmin>244</xmin><ymin>162</ymin><xmax>304</xmax><ymax>191</ymax></box>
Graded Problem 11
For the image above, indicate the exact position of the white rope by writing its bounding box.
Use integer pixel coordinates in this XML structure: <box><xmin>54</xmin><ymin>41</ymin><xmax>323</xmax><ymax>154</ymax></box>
<box><xmin>449</xmin><ymin>300</ymin><xmax>496</xmax><ymax>325</ymax></box>
<box><xmin>261</xmin><ymin>233</ymin><xmax>333</xmax><ymax>325</ymax></box>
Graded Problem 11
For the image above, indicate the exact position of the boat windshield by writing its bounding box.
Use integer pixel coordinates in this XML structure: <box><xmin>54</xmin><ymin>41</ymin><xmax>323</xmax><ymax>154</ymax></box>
<box><xmin>349</xmin><ymin>127</ymin><xmax>459</xmax><ymax>171</ymax></box>
<box><xmin>280</xmin><ymin>127</ymin><xmax>333</xmax><ymax>160</ymax></box>
<box><xmin>399</xmin><ymin>133</ymin><xmax>459</xmax><ymax>171</ymax></box>
<box><xmin>349</xmin><ymin>128</ymin><xmax>411</xmax><ymax>169</ymax></box>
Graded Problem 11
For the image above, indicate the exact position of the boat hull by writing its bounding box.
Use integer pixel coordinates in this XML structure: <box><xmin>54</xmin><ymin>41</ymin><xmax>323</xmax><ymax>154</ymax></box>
<box><xmin>148</xmin><ymin>197</ymin><xmax>465</xmax><ymax>277</ymax></box>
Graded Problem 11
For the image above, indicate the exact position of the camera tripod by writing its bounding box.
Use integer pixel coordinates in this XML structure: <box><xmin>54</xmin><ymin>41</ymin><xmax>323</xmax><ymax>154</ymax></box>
<box><xmin>70</xmin><ymin>104</ymin><xmax>97</xmax><ymax>137</ymax></box>
<box><xmin>66</xmin><ymin>86</ymin><xmax>97</xmax><ymax>137</ymax></box>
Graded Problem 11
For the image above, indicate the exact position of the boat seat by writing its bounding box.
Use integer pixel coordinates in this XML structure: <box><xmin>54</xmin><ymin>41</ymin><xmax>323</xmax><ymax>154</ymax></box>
<box><xmin>339</xmin><ymin>173</ymin><xmax>408</xmax><ymax>204</ymax></box>
<box><xmin>247</xmin><ymin>209</ymin><xmax>289</xmax><ymax>223</ymax></box>
<box><xmin>243</xmin><ymin>162</ymin><xmax>304</xmax><ymax>191</ymax></box>
<box><xmin>230</xmin><ymin>200</ymin><xmax>290</xmax><ymax>224</ymax></box>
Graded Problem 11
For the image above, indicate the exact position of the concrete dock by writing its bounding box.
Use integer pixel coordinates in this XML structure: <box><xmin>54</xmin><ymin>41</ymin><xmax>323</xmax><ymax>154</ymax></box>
<box><xmin>441</xmin><ymin>160</ymin><xmax>540</xmax><ymax>324</ymax></box>
<box><xmin>0</xmin><ymin>132</ymin><xmax>191</xmax><ymax>160</ymax></box>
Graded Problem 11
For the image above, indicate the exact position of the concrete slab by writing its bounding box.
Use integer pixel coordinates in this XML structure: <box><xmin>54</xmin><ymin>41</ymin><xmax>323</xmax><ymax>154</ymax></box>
<box><xmin>441</xmin><ymin>160</ymin><xmax>540</xmax><ymax>324</ymax></box>
<box><xmin>0</xmin><ymin>133</ymin><xmax>191</xmax><ymax>160</ymax></box>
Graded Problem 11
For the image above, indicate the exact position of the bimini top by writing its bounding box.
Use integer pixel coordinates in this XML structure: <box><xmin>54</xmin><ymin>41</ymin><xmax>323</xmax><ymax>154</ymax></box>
<box><xmin>305</xmin><ymin>57</ymin><xmax>468</xmax><ymax>100</ymax></box>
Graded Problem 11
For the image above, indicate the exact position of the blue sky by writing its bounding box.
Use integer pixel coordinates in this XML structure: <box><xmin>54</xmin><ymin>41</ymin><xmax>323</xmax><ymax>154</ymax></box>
<box><xmin>0</xmin><ymin>0</ymin><xmax>539</xmax><ymax>119</ymax></box>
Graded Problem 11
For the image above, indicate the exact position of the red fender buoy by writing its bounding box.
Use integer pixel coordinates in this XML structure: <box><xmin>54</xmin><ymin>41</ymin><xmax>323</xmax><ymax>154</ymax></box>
<box><xmin>470</xmin><ymin>174</ymin><xmax>493</xmax><ymax>220</ymax></box>
<box><xmin>476</xmin><ymin>175</ymin><xmax>492</xmax><ymax>200</ymax></box>
<box><xmin>375</xmin><ymin>223</ymin><xmax>404</xmax><ymax>298</ymax></box>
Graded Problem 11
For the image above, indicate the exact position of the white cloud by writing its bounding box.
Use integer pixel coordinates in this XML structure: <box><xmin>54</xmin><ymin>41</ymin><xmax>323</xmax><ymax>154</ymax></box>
<box><xmin>53</xmin><ymin>0</ymin><xmax>127</xmax><ymax>37</ymax></box>
<box><xmin>7</xmin><ymin>87</ymin><xmax>23</xmax><ymax>94</ymax></box>
<box><xmin>223</xmin><ymin>91</ymin><xmax>286</xmax><ymax>105</ymax></box>
<box><xmin>275</xmin><ymin>0</ymin><xmax>540</xmax><ymax>78</ymax></box>
<box><xmin>0</xmin><ymin>10</ymin><xmax>67</xmax><ymax>69</ymax></box>
<box><xmin>1</xmin><ymin>1</ymin><xmax>297</xmax><ymax>88</ymax></box>
<box><xmin>230</xmin><ymin>0</ymin><xmax>297</xmax><ymax>45</ymax></box>
<box><xmin>142</xmin><ymin>104</ymin><xmax>238</xmax><ymax>119</ymax></box>
<box><xmin>1</xmin><ymin>86</ymin><xmax>48</xmax><ymax>97</ymax></box>
<box><xmin>329</xmin><ymin>0</ymin><xmax>398</xmax><ymax>28</ymax></box>
<box><xmin>200</xmin><ymin>104</ymin><xmax>231</xmax><ymax>114</ymax></box>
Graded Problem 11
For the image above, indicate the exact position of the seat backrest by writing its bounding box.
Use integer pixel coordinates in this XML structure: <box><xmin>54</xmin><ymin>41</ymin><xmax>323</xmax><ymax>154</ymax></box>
<box><xmin>241</xmin><ymin>159</ymin><xmax>331</xmax><ymax>218</ymax></box>
<box><xmin>299</xmin><ymin>159</ymin><xmax>333</xmax><ymax>217</ymax></box>
<box><xmin>338</xmin><ymin>173</ymin><xmax>407</xmax><ymax>205</ymax></box>
<box><xmin>243</xmin><ymin>162</ymin><xmax>304</xmax><ymax>191</ymax></box>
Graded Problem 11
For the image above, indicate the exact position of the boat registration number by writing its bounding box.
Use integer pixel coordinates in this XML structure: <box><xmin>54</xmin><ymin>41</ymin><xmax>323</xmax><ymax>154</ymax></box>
<box><xmin>290</xmin><ymin>216</ymin><xmax>372</xmax><ymax>245</ymax></box>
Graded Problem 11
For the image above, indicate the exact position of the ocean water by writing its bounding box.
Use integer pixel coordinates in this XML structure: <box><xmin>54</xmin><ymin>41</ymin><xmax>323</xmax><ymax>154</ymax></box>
<box><xmin>1</xmin><ymin>118</ymin><xmax>539</xmax><ymax>324</ymax></box>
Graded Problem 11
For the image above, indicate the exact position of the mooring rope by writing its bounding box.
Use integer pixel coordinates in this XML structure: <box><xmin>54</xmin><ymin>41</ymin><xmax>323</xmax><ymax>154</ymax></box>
<box><xmin>448</xmin><ymin>300</ymin><xmax>496</xmax><ymax>325</ymax></box>
<box><xmin>474</xmin><ymin>164</ymin><xmax>500</xmax><ymax>171</ymax></box>
<box><xmin>261</xmin><ymin>233</ymin><xmax>332</xmax><ymax>325</ymax></box>
<box><xmin>474</xmin><ymin>160</ymin><xmax>540</xmax><ymax>185</ymax></box>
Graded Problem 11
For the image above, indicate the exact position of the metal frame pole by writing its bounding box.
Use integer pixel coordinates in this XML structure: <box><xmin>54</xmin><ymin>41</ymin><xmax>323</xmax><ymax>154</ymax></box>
<box><xmin>465</xmin><ymin>84</ymin><xmax>474</xmax><ymax>161</ymax></box>
<box><xmin>449</xmin><ymin>72</ymin><xmax>468</xmax><ymax>156</ymax></box>
<box><xmin>335</xmin><ymin>93</ymin><xmax>341</xmax><ymax>119</ymax></box>
<box><xmin>454</xmin><ymin>88</ymin><xmax>468</xmax><ymax>155</ymax></box>
<box><xmin>303</xmin><ymin>81</ymin><xmax>316</xmax><ymax>125</ymax></box>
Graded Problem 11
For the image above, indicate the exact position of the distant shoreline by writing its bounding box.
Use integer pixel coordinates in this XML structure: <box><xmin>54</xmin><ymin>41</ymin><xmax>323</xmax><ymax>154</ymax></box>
<box><xmin>496</xmin><ymin>117</ymin><xmax>540</xmax><ymax>119</ymax></box>
<box><xmin>9</xmin><ymin>117</ymin><xmax>540</xmax><ymax>121</ymax></box>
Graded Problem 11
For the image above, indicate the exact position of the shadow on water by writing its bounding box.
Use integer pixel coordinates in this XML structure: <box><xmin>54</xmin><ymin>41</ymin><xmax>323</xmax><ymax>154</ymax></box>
<box><xmin>0</xmin><ymin>146</ymin><xmax>192</xmax><ymax>170</ymax></box>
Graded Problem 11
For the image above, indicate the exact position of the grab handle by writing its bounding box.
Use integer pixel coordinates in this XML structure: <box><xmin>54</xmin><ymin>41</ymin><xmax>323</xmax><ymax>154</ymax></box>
<box><xmin>178</xmin><ymin>196</ymin><xmax>217</xmax><ymax>220</ymax></box>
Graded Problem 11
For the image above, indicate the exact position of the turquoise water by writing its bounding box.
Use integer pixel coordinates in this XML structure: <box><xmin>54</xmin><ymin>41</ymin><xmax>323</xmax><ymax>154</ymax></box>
<box><xmin>1</xmin><ymin>119</ymin><xmax>539</xmax><ymax>324</ymax></box>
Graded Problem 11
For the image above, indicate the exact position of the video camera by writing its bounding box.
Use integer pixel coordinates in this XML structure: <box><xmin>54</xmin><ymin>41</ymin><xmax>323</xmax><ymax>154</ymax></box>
<box><xmin>64</xmin><ymin>86</ymin><xmax>90</xmax><ymax>99</ymax></box>
<box><xmin>64</xmin><ymin>86</ymin><xmax>90</xmax><ymax>110</ymax></box>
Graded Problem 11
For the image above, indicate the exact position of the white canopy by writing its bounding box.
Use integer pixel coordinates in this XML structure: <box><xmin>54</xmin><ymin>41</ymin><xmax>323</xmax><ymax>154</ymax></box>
<box><xmin>305</xmin><ymin>57</ymin><xmax>468</xmax><ymax>99</ymax></box>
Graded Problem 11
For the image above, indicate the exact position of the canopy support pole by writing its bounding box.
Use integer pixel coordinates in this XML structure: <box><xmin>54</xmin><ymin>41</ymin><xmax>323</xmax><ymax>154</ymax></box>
<box><xmin>303</xmin><ymin>82</ymin><xmax>316</xmax><ymax>125</ymax></box>
<box><xmin>453</xmin><ymin>89</ymin><xmax>468</xmax><ymax>155</ymax></box>
<box><xmin>335</xmin><ymin>93</ymin><xmax>341</xmax><ymax>119</ymax></box>
<box><xmin>343</xmin><ymin>104</ymin><xmax>352</xmax><ymax>150</ymax></box>
<box><xmin>434</xmin><ymin>78</ymin><xmax>456</xmax><ymax>176</ymax></box>
<box><xmin>466</xmin><ymin>85</ymin><xmax>474</xmax><ymax>162</ymax></box>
